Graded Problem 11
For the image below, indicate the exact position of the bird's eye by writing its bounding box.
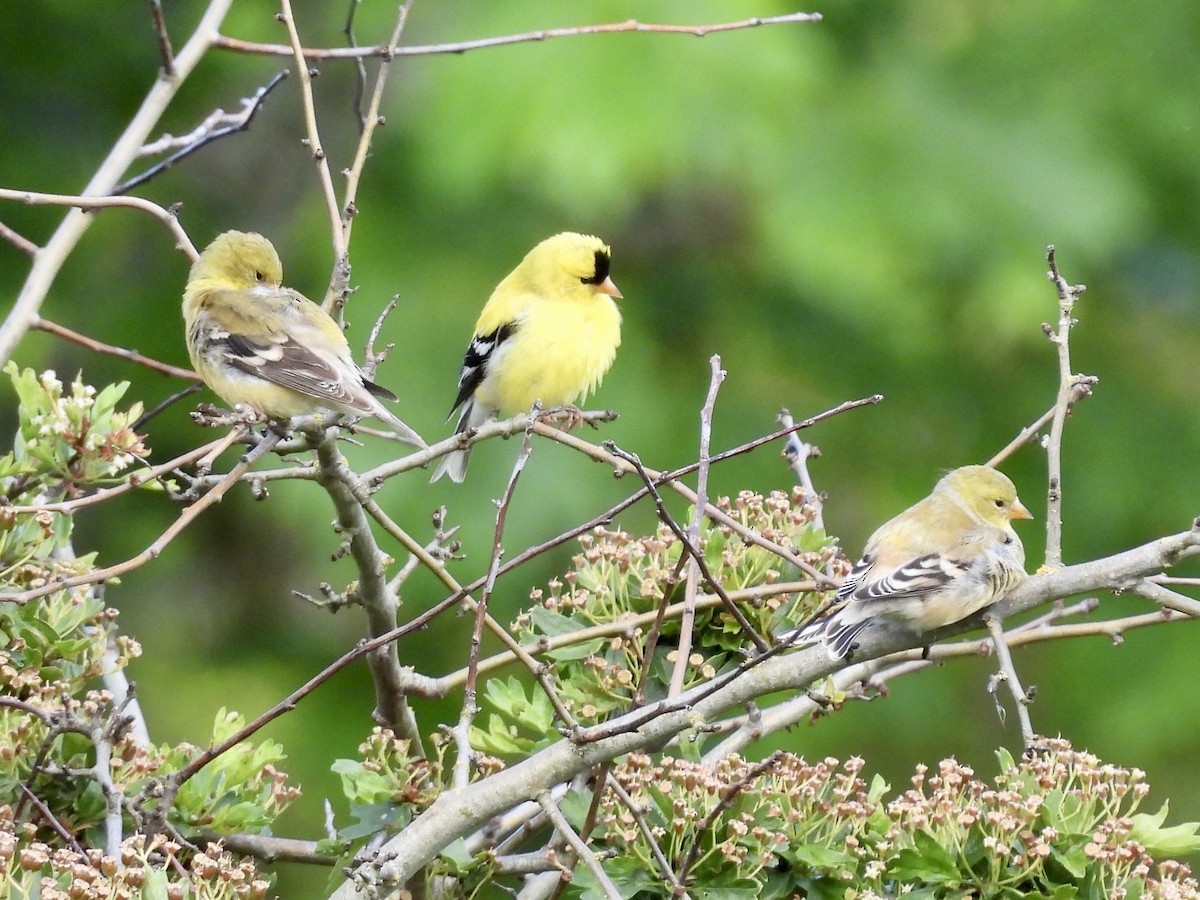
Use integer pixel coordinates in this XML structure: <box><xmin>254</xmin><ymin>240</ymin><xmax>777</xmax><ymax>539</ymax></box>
<box><xmin>994</xmin><ymin>498</ymin><xmax>1005</xmax><ymax>508</ymax></box>
<box><xmin>254</xmin><ymin>270</ymin><xmax>265</xmax><ymax>282</ymax></box>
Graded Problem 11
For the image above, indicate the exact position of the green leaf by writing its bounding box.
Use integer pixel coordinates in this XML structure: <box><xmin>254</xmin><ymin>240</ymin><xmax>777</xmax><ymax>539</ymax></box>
<box><xmin>890</xmin><ymin>830</ymin><xmax>963</xmax><ymax>883</ymax></box>
<box><xmin>332</xmin><ymin>758</ymin><xmax>396</xmax><ymax>806</ymax></box>
<box><xmin>693</xmin><ymin>884</ymin><xmax>764</xmax><ymax>900</ymax></box>
<box><xmin>439</xmin><ymin>838</ymin><xmax>476</xmax><ymax>874</ymax></box>
<box><xmin>1050</xmin><ymin>842</ymin><xmax>1091</xmax><ymax>880</ymax></box>
<box><xmin>528</xmin><ymin>605</ymin><xmax>585</xmax><ymax>637</ymax></box>
<box><xmin>338</xmin><ymin>801</ymin><xmax>410</xmax><ymax>841</ymax></box>
<box><xmin>1044</xmin><ymin>886</ymin><xmax>1081</xmax><ymax>899</ymax></box>
<box><xmin>1128</xmin><ymin>802</ymin><xmax>1200</xmax><ymax>856</ymax></box>
<box><xmin>559</xmin><ymin>788</ymin><xmax>594</xmax><ymax>831</ymax></box>
<box><xmin>92</xmin><ymin>380</ymin><xmax>132</xmax><ymax>419</ymax></box>
<box><xmin>141</xmin><ymin>868</ymin><xmax>170</xmax><ymax>900</ymax></box>
<box><xmin>995</xmin><ymin>746</ymin><xmax>1017</xmax><ymax>773</ymax></box>
<box><xmin>866</xmin><ymin>773</ymin><xmax>891</xmax><ymax>803</ymax></box>
<box><xmin>572</xmin><ymin>854</ymin><xmax>655</xmax><ymax>899</ymax></box>
<box><xmin>790</xmin><ymin>843</ymin><xmax>857</xmax><ymax>869</ymax></box>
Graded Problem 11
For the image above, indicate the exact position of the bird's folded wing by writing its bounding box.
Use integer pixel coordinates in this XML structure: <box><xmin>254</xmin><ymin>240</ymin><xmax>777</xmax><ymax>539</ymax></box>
<box><xmin>849</xmin><ymin>553</ymin><xmax>963</xmax><ymax>603</ymax></box>
<box><xmin>448</xmin><ymin>321</ymin><xmax>517</xmax><ymax>414</ymax></box>
<box><xmin>224</xmin><ymin>332</ymin><xmax>373</xmax><ymax>414</ymax></box>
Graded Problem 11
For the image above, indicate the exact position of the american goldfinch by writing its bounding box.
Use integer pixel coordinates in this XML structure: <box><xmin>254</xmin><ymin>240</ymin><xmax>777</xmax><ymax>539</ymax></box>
<box><xmin>796</xmin><ymin>465</ymin><xmax>1032</xmax><ymax>660</ymax></box>
<box><xmin>182</xmin><ymin>231</ymin><xmax>425</xmax><ymax>448</ymax></box>
<box><xmin>430</xmin><ymin>232</ymin><xmax>622</xmax><ymax>483</ymax></box>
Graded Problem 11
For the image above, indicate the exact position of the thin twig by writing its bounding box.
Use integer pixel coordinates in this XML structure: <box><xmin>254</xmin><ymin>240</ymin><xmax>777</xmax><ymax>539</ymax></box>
<box><xmin>340</xmin><ymin>1</ymin><xmax>413</xmax><ymax>255</ymax></box>
<box><xmin>455</xmin><ymin>414</ymin><xmax>538</xmax><ymax>789</ymax></box>
<box><xmin>0</xmin><ymin>0</ymin><xmax>232</xmax><ymax>366</ymax></box>
<box><xmin>1042</xmin><ymin>245</ymin><xmax>1087</xmax><ymax>569</ymax></box>
<box><xmin>369</xmin><ymin>408</ymin><xmax>618</xmax><ymax>483</ymax></box>
<box><xmin>778</xmin><ymin>408</ymin><xmax>825</xmax><ymax>532</ymax></box>
<box><xmin>1131</xmin><ymin>579</ymin><xmax>1200</xmax><ymax>618</ymax></box>
<box><xmin>131</xmin><ymin>383</ymin><xmax>205</xmax><ymax>431</ymax></box>
<box><xmin>214</xmin><ymin>12</ymin><xmax>822</xmax><ymax>60</ymax></box>
<box><xmin>362</xmin><ymin>295</ymin><xmax>399</xmax><ymax>377</ymax></box>
<box><xmin>2</xmin><ymin>429</ymin><xmax>279</xmax><ymax>604</ymax></box>
<box><xmin>5</xmin><ymin>433</ymin><xmax>239</xmax><ymax>515</ymax></box>
<box><xmin>669</xmin><ymin>356</ymin><xmax>725</xmax><ymax>696</ymax></box>
<box><xmin>607</xmin><ymin>443</ymin><xmax>771</xmax><ymax>658</ymax></box>
<box><xmin>33</xmin><ymin>316</ymin><xmax>200</xmax><ymax>380</ymax></box>
<box><xmin>0</xmin><ymin>189</ymin><xmax>198</xmax><ymax>260</ymax></box>
<box><xmin>276</xmin><ymin>0</ymin><xmax>346</xmax><ymax>309</ymax></box>
<box><xmin>148</xmin><ymin>0</ymin><xmax>176</xmax><ymax>75</ymax></box>
<box><xmin>985</xmin><ymin>617</ymin><xmax>1037</xmax><ymax>748</ymax></box>
<box><xmin>676</xmin><ymin>752</ymin><xmax>783</xmax><ymax>885</ymax></box>
<box><xmin>436</xmin><ymin>582</ymin><xmax>815</xmax><ymax>695</ymax></box>
<box><xmin>559</xmin><ymin>762</ymin><xmax>615</xmax><ymax>900</ymax></box>
<box><xmin>986</xmin><ymin>380</ymin><xmax>1096</xmax><ymax>469</ymax></box>
<box><xmin>0</xmin><ymin>696</ymin><xmax>56</xmax><ymax>721</ymax></box>
<box><xmin>0</xmin><ymin>220</ymin><xmax>39</xmax><ymax>256</ymax></box>
<box><xmin>536</xmin><ymin>792</ymin><xmax>622</xmax><ymax>900</ymax></box>
<box><xmin>489</xmin><ymin>853</ymin><xmax>561</xmax><ymax>876</ymax></box>
<box><xmin>114</xmin><ymin>71</ymin><xmax>288</xmax><ymax>195</ymax></box>
<box><xmin>388</xmin><ymin>512</ymin><xmax>459</xmax><ymax>594</ymax></box>
<box><xmin>604</xmin><ymin>774</ymin><xmax>689</xmax><ymax>896</ymax></box>
<box><xmin>197</xmin><ymin>831</ymin><xmax>332</xmax><ymax>865</ymax></box>
<box><xmin>18</xmin><ymin>784</ymin><xmax>86</xmax><ymax>853</ymax></box>
<box><xmin>343</xmin><ymin>0</ymin><xmax>368</xmax><ymax>127</ymax></box>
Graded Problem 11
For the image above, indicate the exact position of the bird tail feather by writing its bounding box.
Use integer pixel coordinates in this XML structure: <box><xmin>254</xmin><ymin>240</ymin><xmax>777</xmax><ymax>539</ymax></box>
<box><xmin>374</xmin><ymin>406</ymin><xmax>428</xmax><ymax>450</ymax></box>
<box><xmin>429</xmin><ymin>400</ymin><xmax>486</xmax><ymax>483</ymax></box>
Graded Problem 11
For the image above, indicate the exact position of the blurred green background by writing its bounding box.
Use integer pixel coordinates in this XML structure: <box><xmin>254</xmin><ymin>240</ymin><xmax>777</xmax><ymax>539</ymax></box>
<box><xmin>3</xmin><ymin>0</ymin><xmax>1200</xmax><ymax>893</ymax></box>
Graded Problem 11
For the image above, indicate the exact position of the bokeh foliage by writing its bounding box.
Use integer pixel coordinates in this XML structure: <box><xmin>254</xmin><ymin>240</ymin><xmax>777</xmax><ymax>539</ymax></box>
<box><xmin>3</xmin><ymin>0</ymin><xmax>1199</xmax><ymax>894</ymax></box>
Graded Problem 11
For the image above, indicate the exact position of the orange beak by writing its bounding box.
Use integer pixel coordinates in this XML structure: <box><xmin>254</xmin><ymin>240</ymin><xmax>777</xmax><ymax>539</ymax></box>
<box><xmin>1011</xmin><ymin>499</ymin><xmax>1033</xmax><ymax>521</ymax></box>
<box><xmin>597</xmin><ymin>276</ymin><xmax>622</xmax><ymax>299</ymax></box>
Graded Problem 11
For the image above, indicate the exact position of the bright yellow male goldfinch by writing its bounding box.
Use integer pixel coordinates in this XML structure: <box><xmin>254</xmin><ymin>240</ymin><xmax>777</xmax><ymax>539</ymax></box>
<box><xmin>431</xmin><ymin>232</ymin><xmax>623</xmax><ymax>482</ymax></box>
<box><xmin>183</xmin><ymin>231</ymin><xmax>425</xmax><ymax>448</ymax></box>
<box><xmin>796</xmin><ymin>465</ymin><xmax>1032</xmax><ymax>659</ymax></box>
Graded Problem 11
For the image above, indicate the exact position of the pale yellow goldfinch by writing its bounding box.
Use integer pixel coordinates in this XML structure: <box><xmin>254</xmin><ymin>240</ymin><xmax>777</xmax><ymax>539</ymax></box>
<box><xmin>182</xmin><ymin>231</ymin><xmax>425</xmax><ymax>448</ymax></box>
<box><xmin>430</xmin><ymin>232</ymin><xmax>622</xmax><ymax>483</ymax></box>
<box><xmin>796</xmin><ymin>465</ymin><xmax>1032</xmax><ymax>660</ymax></box>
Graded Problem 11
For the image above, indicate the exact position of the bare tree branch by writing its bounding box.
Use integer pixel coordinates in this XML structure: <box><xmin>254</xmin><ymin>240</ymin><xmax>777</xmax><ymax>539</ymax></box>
<box><xmin>329</xmin><ymin>521</ymin><xmax>1200</xmax><ymax>895</ymax></box>
<box><xmin>670</xmin><ymin>356</ymin><xmax>726</xmax><ymax>695</ymax></box>
<box><xmin>0</xmin><ymin>189</ymin><xmax>198</xmax><ymax>260</ymax></box>
<box><xmin>455</xmin><ymin>415</ymin><xmax>538</xmax><ymax>789</ymax></box>
<box><xmin>277</xmin><ymin>0</ymin><xmax>345</xmax><ymax>302</ymax></box>
<box><xmin>113</xmin><ymin>71</ymin><xmax>288</xmax><ymax>195</ymax></box>
<box><xmin>1042</xmin><ymin>245</ymin><xmax>1089</xmax><ymax>568</ymax></box>
<box><xmin>2</xmin><ymin>428</ymin><xmax>280</xmax><ymax>604</ymax></box>
<box><xmin>212</xmin><ymin>11</ymin><xmax>823</xmax><ymax>60</ymax></box>
<box><xmin>33</xmin><ymin>316</ymin><xmax>200</xmax><ymax>381</ymax></box>
<box><xmin>312</xmin><ymin>433</ymin><xmax>421</xmax><ymax>745</ymax></box>
<box><xmin>0</xmin><ymin>0</ymin><xmax>233</xmax><ymax>366</ymax></box>
<box><xmin>148</xmin><ymin>0</ymin><xmax>175</xmax><ymax>75</ymax></box>
<box><xmin>0</xmin><ymin>219</ymin><xmax>39</xmax><ymax>256</ymax></box>
<box><xmin>536</xmin><ymin>791</ymin><xmax>621</xmax><ymax>900</ymax></box>
<box><xmin>986</xmin><ymin>617</ymin><xmax>1037</xmax><ymax>748</ymax></box>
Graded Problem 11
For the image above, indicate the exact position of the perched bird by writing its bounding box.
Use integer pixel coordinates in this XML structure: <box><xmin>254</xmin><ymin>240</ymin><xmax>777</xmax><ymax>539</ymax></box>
<box><xmin>182</xmin><ymin>231</ymin><xmax>425</xmax><ymax>447</ymax></box>
<box><xmin>795</xmin><ymin>465</ymin><xmax>1032</xmax><ymax>660</ymax></box>
<box><xmin>430</xmin><ymin>232</ymin><xmax>623</xmax><ymax>483</ymax></box>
